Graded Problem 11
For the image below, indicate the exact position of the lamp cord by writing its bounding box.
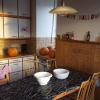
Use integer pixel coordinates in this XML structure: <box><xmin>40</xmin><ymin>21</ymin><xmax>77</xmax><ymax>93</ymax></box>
<box><xmin>51</xmin><ymin>0</ymin><xmax>56</xmax><ymax>43</ymax></box>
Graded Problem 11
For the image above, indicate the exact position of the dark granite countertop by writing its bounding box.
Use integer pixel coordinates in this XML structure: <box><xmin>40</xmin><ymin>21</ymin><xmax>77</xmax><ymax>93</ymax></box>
<box><xmin>0</xmin><ymin>70</ymin><xmax>90</xmax><ymax>100</ymax></box>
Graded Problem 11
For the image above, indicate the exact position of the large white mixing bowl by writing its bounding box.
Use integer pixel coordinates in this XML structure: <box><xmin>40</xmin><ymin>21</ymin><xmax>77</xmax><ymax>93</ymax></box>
<box><xmin>53</xmin><ymin>68</ymin><xmax>70</xmax><ymax>79</ymax></box>
<box><xmin>34</xmin><ymin>72</ymin><xmax>52</xmax><ymax>85</ymax></box>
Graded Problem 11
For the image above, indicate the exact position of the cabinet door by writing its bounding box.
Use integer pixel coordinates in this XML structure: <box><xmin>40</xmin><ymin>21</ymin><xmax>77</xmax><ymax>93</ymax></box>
<box><xmin>18</xmin><ymin>0</ymin><xmax>30</xmax><ymax>17</ymax></box>
<box><xmin>4</xmin><ymin>17</ymin><xmax>18</xmax><ymax>38</ymax></box>
<box><xmin>3</xmin><ymin>0</ymin><xmax>17</xmax><ymax>15</ymax></box>
<box><xmin>17</xmin><ymin>62</ymin><xmax>23</xmax><ymax>71</ymax></box>
<box><xmin>0</xmin><ymin>17</ymin><xmax>3</xmax><ymax>38</ymax></box>
<box><xmin>9</xmin><ymin>62</ymin><xmax>22</xmax><ymax>72</ymax></box>
<box><xmin>19</xmin><ymin>19</ymin><xmax>30</xmax><ymax>38</ymax></box>
<box><xmin>0</xmin><ymin>0</ymin><xmax>2</xmax><ymax>13</ymax></box>
<box><xmin>9</xmin><ymin>71</ymin><xmax>22</xmax><ymax>82</ymax></box>
<box><xmin>9</xmin><ymin>63</ymin><xmax>18</xmax><ymax>72</ymax></box>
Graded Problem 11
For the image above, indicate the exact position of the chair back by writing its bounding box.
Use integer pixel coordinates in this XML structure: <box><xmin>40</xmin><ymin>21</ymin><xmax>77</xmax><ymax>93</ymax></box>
<box><xmin>77</xmin><ymin>72</ymin><xmax>100</xmax><ymax>100</ymax></box>
<box><xmin>76</xmin><ymin>80</ymin><xmax>89</xmax><ymax>100</ymax></box>
<box><xmin>86</xmin><ymin>72</ymin><xmax>100</xmax><ymax>100</ymax></box>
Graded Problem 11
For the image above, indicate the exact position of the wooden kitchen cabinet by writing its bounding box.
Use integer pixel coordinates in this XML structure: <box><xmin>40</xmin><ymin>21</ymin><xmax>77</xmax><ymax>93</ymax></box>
<box><xmin>0</xmin><ymin>17</ymin><xmax>3</xmax><ymax>38</ymax></box>
<box><xmin>18</xmin><ymin>0</ymin><xmax>30</xmax><ymax>17</ymax></box>
<box><xmin>19</xmin><ymin>19</ymin><xmax>30</xmax><ymax>38</ymax></box>
<box><xmin>56</xmin><ymin>39</ymin><xmax>100</xmax><ymax>74</ymax></box>
<box><xmin>0</xmin><ymin>55</ymin><xmax>35</xmax><ymax>82</ymax></box>
<box><xmin>3</xmin><ymin>0</ymin><xmax>17</xmax><ymax>15</ymax></box>
<box><xmin>4</xmin><ymin>17</ymin><xmax>18</xmax><ymax>38</ymax></box>
<box><xmin>9</xmin><ymin>58</ymin><xmax>22</xmax><ymax>72</ymax></box>
<box><xmin>9</xmin><ymin>58</ymin><xmax>22</xmax><ymax>82</ymax></box>
<box><xmin>0</xmin><ymin>0</ymin><xmax>31</xmax><ymax>39</ymax></box>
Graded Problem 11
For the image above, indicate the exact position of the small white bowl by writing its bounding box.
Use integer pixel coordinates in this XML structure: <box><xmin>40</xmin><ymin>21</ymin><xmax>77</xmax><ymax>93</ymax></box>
<box><xmin>53</xmin><ymin>68</ymin><xmax>70</xmax><ymax>79</ymax></box>
<box><xmin>34</xmin><ymin>72</ymin><xmax>52</xmax><ymax>85</ymax></box>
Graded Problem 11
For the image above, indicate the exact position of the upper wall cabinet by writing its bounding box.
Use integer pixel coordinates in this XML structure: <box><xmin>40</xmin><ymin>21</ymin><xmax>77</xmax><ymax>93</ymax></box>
<box><xmin>19</xmin><ymin>19</ymin><xmax>30</xmax><ymax>38</ymax></box>
<box><xmin>0</xmin><ymin>17</ymin><xmax>3</xmax><ymax>38</ymax></box>
<box><xmin>3</xmin><ymin>0</ymin><xmax>17</xmax><ymax>15</ymax></box>
<box><xmin>0</xmin><ymin>0</ymin><xmax>2</xmax><ymax>13</ymax></box>
<box><xmin>4</xmin><ymin>17</ymin><xmax>18</xmax><ymax>38</ymax></box>
<box><xmin>18</xmin><ymin>0</ymin><xmax>30</xmax><ymax>17</ymax></box>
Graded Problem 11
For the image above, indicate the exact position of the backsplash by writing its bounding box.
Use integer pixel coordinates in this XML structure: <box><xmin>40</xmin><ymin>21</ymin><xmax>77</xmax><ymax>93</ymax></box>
<box><xmin>0</xmin><ymin>40</ymin><xmax>26</xmax><ymax>56</ymax></box>
<box><xmin>36</xmin><ymin>37</ymin><xmax>55</xmax><ymax>54</ymax></box>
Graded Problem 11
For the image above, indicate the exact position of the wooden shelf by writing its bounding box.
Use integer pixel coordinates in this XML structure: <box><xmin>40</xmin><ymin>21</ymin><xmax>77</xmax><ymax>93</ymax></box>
<box><xmin>56</xmin><ymin>39</ymin><xmax>100</xmax><ymax>45</ymax></box>
<box><xmin>0</xmin><ymin>54</ymin><xmax>34</xmax><ymax>59</ymax></box>
<box><xmin>0</xmin><ymin>14</ymin><xmax>31</xmax><ymax>19</ymax></box>
<box><xmin>0</xmin><ymin>38</ymin><xmax>34</xmax><ymax>40</ymax></box>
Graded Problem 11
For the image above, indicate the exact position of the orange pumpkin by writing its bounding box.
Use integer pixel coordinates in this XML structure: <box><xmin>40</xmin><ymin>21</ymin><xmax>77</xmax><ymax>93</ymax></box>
<box><xmin>48</xmin><ymin>48</ymin><xmax>55</xmax><ymax>58</ymax></box>
<box><xmin>8</xmin><ymin>47</ymin><xmax>18</xmax><ymax>57</ymax></box>
<box><xmin>39</xmin><ymin>47</ymin><xmax>49</xmax><ymax>56</ymax></box>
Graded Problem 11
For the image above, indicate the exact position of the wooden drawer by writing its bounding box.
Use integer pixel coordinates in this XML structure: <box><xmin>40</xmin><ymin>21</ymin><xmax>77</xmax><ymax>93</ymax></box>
<box><xmin>0</xmin><ymin>59</ymin><xmax>8</xmax><ymax>64</ymax></box>
<box><xmin>9</xmin><ymin>62</ymin><xmax>22</xmax><ymax>72</ymax></box>
<box><xmin>9</xmin><ymin>58</ymin><xmax>22</xmax><ymax>63</ymax></box>
<box><xmin>23</xmin><ymin>56</ymin><xmax>34</xmax><ymax>61</ymax></box>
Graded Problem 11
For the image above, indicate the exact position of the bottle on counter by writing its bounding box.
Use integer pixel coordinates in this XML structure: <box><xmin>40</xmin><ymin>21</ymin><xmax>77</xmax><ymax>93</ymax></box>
<box><xmin>86</xmin><ymin>31</ymin><xmax>90</xmax><ymax>41</ymax></box>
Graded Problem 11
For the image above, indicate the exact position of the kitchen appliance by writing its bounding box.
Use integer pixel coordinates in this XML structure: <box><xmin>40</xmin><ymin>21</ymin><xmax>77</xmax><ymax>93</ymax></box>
<box><xmin>21</xmin><ymin>44</ymin><xmax>28</xmax><ymax>54</ymax></box>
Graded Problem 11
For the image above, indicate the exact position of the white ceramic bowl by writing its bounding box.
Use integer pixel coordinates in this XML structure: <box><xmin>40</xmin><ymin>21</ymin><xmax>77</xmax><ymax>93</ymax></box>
<box><xmin>53</xmin><ymin>68</ymin><xmax>70</xmax><ymax>79</ymax></box>
<box><xmin>34</xmin><ymin>72</ymin><xmax>52</xmax><ymax>85</ymax></box>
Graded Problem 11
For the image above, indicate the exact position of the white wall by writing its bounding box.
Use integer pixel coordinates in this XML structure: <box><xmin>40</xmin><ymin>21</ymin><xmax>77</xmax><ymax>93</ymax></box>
<box><xmin>57</xmin><ymin>0</ymin><xmax>100</xmax><ymax>41</ymax></box>
<box><xmin>36</xmin><ymin>0</ymin><xmax>56</xmax><ymax>38</ymax></box>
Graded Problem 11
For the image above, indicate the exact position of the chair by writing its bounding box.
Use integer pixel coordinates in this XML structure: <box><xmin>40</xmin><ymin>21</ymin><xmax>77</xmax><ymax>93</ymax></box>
<box><xmin>76</xmin><ymin>80</ymin><xmax>90</xmax><ymax>100</ymax></box>
<box><xmin>53</xmin><ymin>72</ymin><xmax>100</xmax><ymax>100</ymax></box>
<box><xmin>85</xmin><ymin>72</ymin><xmax>100</xmax><ymax>100</ymax></box>
<box><xmin>35</xmin><ymin>55</ymin><xmax>56</xmax><ymax>71</ymax></box>
<box><xmin>74</xmin><ymin>72</ymin><xmax>100</xmax><ymax>100</ymax></box>
<box><xmin>53</xmin><ymin>80</ymin><xmax>89</xmax><ymax>100</ymax></box>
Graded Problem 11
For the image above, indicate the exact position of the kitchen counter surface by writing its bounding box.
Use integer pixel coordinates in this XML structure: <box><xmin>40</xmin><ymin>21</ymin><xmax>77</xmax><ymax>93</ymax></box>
<box><xmin>0</xmin><ymin>54</ymin><xmax>34</xmax><ymax>60</ymax></box>
<box><xmin>0</xmin><ymin>69</ymin><xmax>90</xmax><ymax>100</ymax></box>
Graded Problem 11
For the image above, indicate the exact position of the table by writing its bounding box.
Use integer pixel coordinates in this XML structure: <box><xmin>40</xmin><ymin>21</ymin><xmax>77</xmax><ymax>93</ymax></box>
<box><xmin>0</xmin><ymin>69</ymin><xmax>90</xmax><ymax>100</ymax></box>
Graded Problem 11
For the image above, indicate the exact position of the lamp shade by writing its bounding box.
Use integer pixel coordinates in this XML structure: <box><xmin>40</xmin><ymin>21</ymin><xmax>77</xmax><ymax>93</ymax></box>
<box><xmin>49</xmin><ymin>6</ymin><xmax>78</xmax><ymax>15</ymax></box>
<box><xmin>49</xmin><ymin>0</ymin><xmax>78</xmax><ymax>15</ymax></box>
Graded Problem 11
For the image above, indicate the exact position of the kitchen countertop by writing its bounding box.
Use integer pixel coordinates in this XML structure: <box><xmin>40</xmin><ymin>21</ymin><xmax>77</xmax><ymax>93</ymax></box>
<box><xmin>0</xmin><ymin>54</ymin><xmax>34</xmax><ymax>60</ymax></box>
<box><xmin>0</xmin><ymin>69</ymin><xmax>90</xmax><ymax>100</ymax></box>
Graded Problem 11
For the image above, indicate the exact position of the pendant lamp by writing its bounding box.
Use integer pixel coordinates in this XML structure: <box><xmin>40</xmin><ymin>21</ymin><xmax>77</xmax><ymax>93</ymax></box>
<box><xmin>49</xmin><ymin>0</ymin><xmax>78</xmax><ymax>15</ymax></box>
